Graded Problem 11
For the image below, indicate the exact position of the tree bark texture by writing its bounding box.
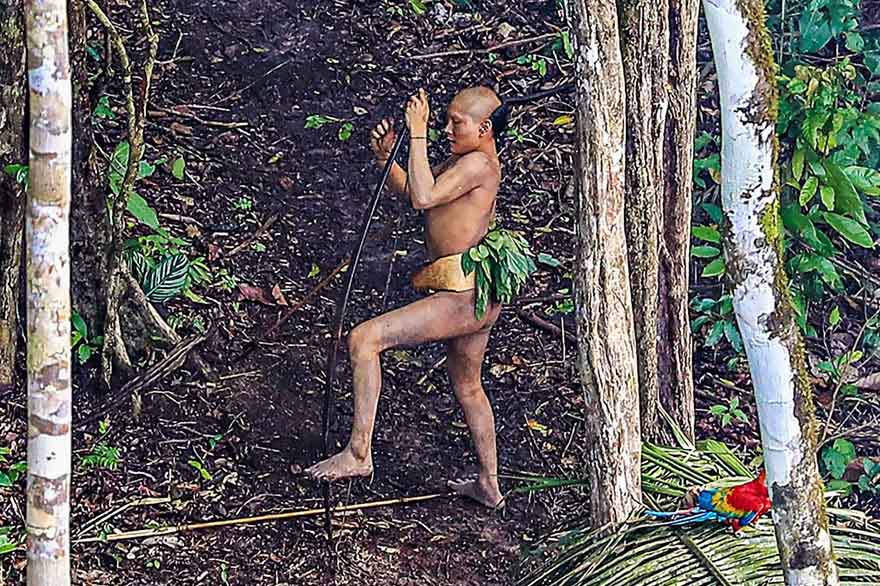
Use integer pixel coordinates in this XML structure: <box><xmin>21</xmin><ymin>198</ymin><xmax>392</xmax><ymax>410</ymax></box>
<box><xmin>657</xmin><ymin>0</ymin><xmax>698</xmax><ymax>445</ymax></box>
<box><xmin>620</xmin><ymin>0</ymin><xmax>698</xmax><ymax>445</ymax></box>
<box><xmin>68</xmin><ymin>0</ymin><xmax>107</xmax><ymax>338</ymax></box>
<box><xmin>24</xmin><ymin>1</ymin><xmax>73</xmax><ymax>584</ymax></box>
<box><xmin>703</xmin><ymin>0</ymin><xmax>839</xmax><ymax>584</ymax></box>
<box><xmin>0</xmin><ymin>0</ymin><xmax>26</xmax><ymax>394</ymax></box>
<box><xmin>619</xmin><ymin>0</ymin><xmax>668</xmax><ymax>443</ymax></box>
<box><xmin>572</xmin><ymin>0</ymin><xmax>642</xmax><ymax>527</ymax></box>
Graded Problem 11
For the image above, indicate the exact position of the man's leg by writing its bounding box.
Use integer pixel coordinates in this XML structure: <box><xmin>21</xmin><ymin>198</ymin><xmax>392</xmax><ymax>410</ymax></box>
<box><xmin>446</xmin><ymin>326</ymin><xmax>504</xmax><ymax>508</ymax></box>
<box><xmin>306</xmin><ymin>290</ymin><xmax>495</xmax><ymax>481</ymax></box>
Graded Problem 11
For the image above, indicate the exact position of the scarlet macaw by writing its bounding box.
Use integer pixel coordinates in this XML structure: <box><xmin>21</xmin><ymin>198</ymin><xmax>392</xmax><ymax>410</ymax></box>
<box><xmin>645</xmin><ymin>470</ymin><xmax>771</xmax><ymax>532</ymax></box>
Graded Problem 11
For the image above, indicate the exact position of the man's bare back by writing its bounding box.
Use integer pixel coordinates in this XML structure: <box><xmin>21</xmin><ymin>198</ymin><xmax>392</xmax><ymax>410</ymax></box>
<box><xmin>306</xmin><ymin>87</ymin><xmax>509</xmax><ymax>509</ymax></box>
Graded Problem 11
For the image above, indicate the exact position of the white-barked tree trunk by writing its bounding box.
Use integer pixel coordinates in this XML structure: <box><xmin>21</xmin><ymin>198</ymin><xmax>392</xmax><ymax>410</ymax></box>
<box><xmin>703</xmin><ymin>0</ymin><xmax>838</xmax><ymax>584</ymax></box>
<box><xmin>25</xmin><ymin>1</ymin><xmax>73</xmax><ymax>584</ymax></box>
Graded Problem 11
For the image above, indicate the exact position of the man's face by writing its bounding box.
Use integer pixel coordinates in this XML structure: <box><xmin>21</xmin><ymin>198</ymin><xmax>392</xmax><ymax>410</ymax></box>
<box><xmin>444</xmin><ymin>102</ymin><xmax>481</xmax><ymax>154</ymax></box>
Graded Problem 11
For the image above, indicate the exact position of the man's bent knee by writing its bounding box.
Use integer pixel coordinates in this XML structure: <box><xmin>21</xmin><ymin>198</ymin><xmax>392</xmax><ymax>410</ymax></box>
<box><xmin>348</xmin><ymin>321</ymin><xmax>382</xmax><ymax>358</ymax></box>
<box><xmin>454</xmin><ymin>382</ymin><xmax>486</xmax><ymax>402</ymax></box>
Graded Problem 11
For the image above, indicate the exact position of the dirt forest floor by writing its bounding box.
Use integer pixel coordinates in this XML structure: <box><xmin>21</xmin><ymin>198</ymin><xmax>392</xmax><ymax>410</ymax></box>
<box><xmin>2</xmin><ymin>1</ymin><xmax>587</xmax><ymax>584</ymax></box>
<box><xmin>1</xmin><ymin>0</ymin><xmax>879</xmax><ymax>585</ymax></box>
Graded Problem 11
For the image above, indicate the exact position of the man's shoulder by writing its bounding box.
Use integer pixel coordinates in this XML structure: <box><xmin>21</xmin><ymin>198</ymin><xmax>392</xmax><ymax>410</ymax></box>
<box><xmin>451</xmin><ymin>151</ymin><xmax>498</xmax><ymax>175</ymax></box>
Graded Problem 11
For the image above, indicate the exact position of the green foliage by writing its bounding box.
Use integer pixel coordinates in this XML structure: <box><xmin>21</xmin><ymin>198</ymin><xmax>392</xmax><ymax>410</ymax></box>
<box><xmin>0</xmin><ymin>526</ymin><xmax>22</xmax><ymax>556</ymax></box>
<box><xmin>188</xmin><ymin>458</ymin><xmax>212</xmax><ymax>481</ymax></box>
<box><xmin>461</xmin><ymin>228</ymin><xmax>536</xmax><ymax>320</ymax></box>
<box><xmin>0</xmin><ymin>448</ymin><xmax>26</xmax><ymax>488</ymax></box>
<box><xmin>516</xmin><ymin>54</ymin><xmax>548</xmax><ymax>77</ymax></box>
<box><xmin>2</xmin><ymin>163</ymin><xmax>29</xmax><ymax>189</ymax></box>
<box><xmin>81</xmin><ymin>443</ymin><xmax>121</xmax><ymax>471</ymax></box>
<box><xmin>796</xmin><ymin>0</ymin><xmax>860</xmax><ymax>53</ymax></box>
<box><xmin>93</xmin><ymin>95</ymin><xmax>115</xmax><ymax>120</ymax></box>
<box><xmin>71</xmin><ymin>309</ymin><xmax>104</xmax><ymax>364</ymax></box>
<box><xmin>777</xmin><ymin>60</ymin><xmax>878</xmax><ymax>313</ymax></box>
<box><xmin>691</xmin><ymin>294</ymin><xmax>743</xmax><ymax>359</ymax></box>
<box><xmin>693</xmin><ymin>132</ymin><xmax>721</xmax><ymax>189</ymax></box>
<box><xmin>820</xmin><ymin>438</ymin><xmax>880</xmax><ymax>495</ymax></box>
<box><xmin>708</xmin><ymin>396</ymin><xmax>749</xmax><ymax>428</ymax></box>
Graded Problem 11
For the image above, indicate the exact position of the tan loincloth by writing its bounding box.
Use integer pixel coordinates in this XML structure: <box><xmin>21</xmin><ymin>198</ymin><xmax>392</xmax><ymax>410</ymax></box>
<box><xmin>411</xmin><ymin>253</ymin><xmax>475</xmax><ymax>293</ymax></box>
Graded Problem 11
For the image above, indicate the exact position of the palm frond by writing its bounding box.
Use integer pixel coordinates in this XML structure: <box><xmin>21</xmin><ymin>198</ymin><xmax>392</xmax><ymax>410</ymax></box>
<box><xmin>516</xmin><ymin>418</ymin><xmax>880</xmax><ymax>586</ymax></box>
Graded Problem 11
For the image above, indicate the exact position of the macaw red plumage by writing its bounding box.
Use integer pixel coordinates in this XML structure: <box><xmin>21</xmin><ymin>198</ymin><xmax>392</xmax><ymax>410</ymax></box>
<box><xmin>645</xmin><ymin>470</ymin><xmax>771</xmax><ymax>532</ymax></box>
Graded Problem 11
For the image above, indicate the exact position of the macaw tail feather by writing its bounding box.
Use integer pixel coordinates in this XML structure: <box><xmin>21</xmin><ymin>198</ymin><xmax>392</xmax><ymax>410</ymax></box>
<box><xmin>644</xmin><ymin>510</ymin><xmax>721</xmax><ymax>526</ymax></box>
<box><xmin>644</xmin><ymin>508</ymin><xmax>699</xmax><ymax>518</ymax></box>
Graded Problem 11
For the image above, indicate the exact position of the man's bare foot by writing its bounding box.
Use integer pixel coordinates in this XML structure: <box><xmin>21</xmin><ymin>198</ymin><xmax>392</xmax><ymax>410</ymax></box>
<box><xmin>448</xmin><ymin>476</ymin><xmax>504</xmax><ymax>509</ymax></box>
<box><xmin>306</xmin><ymin>448</ymin><xmax>373</xmax><ymax>482</ymax></box>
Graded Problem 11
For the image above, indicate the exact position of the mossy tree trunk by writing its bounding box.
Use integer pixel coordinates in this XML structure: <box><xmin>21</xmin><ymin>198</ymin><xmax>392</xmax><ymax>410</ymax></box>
<box><xmin>24</xmin><ymin>1</ymin><xmax>73</xmax><ymax>584</ymax></box>
<box><xmin>703</xmin><ymin>0</ymin><xmax>838</xmax><ymax>583</ymax></box>
<box><xmin>572</xmin><ymin>0</ymin><xmax>643</xmax><ymax>526</ymax></box>
<box><xmin>0</xmin><ymin>0</ymin><xmax>26</xmax><ymax>395</ymax></box>
<box><xmin>620</xmin><ymin>0</ymin><xmax>697</xmax><ymax>444</ymax></box>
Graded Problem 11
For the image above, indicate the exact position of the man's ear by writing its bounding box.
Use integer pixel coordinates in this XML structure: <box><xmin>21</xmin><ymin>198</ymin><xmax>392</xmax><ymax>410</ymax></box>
<box><xmin>479</xmin><ymin>120</ymin><xmax>491</xmax><ymax>136</ymax></box>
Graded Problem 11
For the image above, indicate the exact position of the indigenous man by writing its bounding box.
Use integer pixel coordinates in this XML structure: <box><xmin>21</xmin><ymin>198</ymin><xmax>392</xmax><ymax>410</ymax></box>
<box><xmin>307</xmin><ymin>86</ymin><xmax>510</xmax><ymax>508</ymax></box>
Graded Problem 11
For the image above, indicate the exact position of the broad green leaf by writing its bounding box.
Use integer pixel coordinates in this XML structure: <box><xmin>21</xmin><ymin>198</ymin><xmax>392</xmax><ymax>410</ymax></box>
<box><xmin>792</xmin><ymin>148</ymin><xmax>805</xmax><ymax>181</ymax></box>
<box><xmin>111</xmin><ymin>141</ymin><xmax>130</xmax><ymax>176</ymax></box>
<box><xmin>800</xmin><ymin>175</ymin><xmax>818</xmax><ymax>206</ymax></box>
<box><xmin>709</xmin><ymin>405</ymin><xmax>727</xmax><ymax>416</ymax></box>
<box><xmin>77</xmin><ymin>344</ymin><xmax>92</xmax><ymax>364</ymax></box>
<box><xmin>701</xmin><ymin>257</ymin><xmax>726</xmax><ymax>278</ymax></box>
<box><xmin>705</xmin><ymin>320</ymin><xmax>724</xmax><ymax>347</ymax></box>
<box><xmin>692</xmin><ymin>245</ymin><xmax>721</xmax><ymax>258</ymax></box>
<box><xmin>142</xmin><ymin>254</ymin><xmax>190</xmax><ymax>302</ymax></box>
<box><xmin>305</xmin><ymin>114</ymin><xmax>330</xmax><ymax>129</ymax></box>
<box><xmin>692</xmin><ymin>225</ymin><xmax>721</xmax><ymax>243</ymax></box>
<box><xmin>338</xmin><ymin>122</ymin><xmax>353</xmax><ymax>141</ymax></box>
<box><xmin>845</xmin><ymin>31</ymin><xmax>864</xmax><ymax>53</ymax></box>
<box><xmin>171</xmin><ymin>157</ymin><xmax>186</xmax><ymax>180</ymax></box>
<box><xmin>844</xmin><ymin>166</ymin><xmax>880</xmax><ymax>195</ymax></box>
<box><xmin>537</xmin><ymin>253</ymin><xmax>562</xmax><ymax>268</ymax></box>
<box><xmin>127</xmin><ymin>191</ymin><xmax>160</xmax><ymax>230</ymax></box>
<box><xmin>781</xmin><ymin>203</ymin><xmax>818</xmax><ymax>242</ymax></box>
<box><xmin>138</xmin><ymin>160</ymin><xmax>156</xmax><ymax>179</ymax></box>
<box><xmin>729</xmin><ymin>396</ymin><xmax>739</xmax><ymax>410</ymax></box>
<box><xmin>823</xmin><ymin>212</ymin><xmax>874</xmax><ymax>248</ymax></box>
<box><xmin>93</xmin><ymin>95</ymin><xmax>114</xmax><ymax>119</ymax></box>
<box><xmin>71</xmin><ymin>311</ymin><xmax>87</xmax><ymax>338</ymax></box>
<box><xmin>691</xmin><ymin>315</ymin><xmax>712</xmax><ymax>332</ymax></box>
<box><xmin>701</xmin><ymin>203</ymin><xmax>723</xmax><ymax>224</ymax></box>
<box><xmin>820</xmin><ymin>185</ymin><xmax>835</xmax><ymax>210</ymax></box>
<box><xmin>733</xmin><ymin>409</ymin><xmax>749</xmax><ymax>423</ymax></box>
<box><xmin>834</xmin><ymin>438</ymin><xmax>857</xmax><ymax>461</ymax></box>
<box><xmin>827</xmin><ymin>479</ymin><xmax>853</xmax><ymax>495</ymax></box>
<box><xmin>823</xmin><ymin>160</ymin><xmax>866</xmax><ymax>224</ymax></box>
<box><xmin>691</xmin><ymin>297</ymin><xmax>718</xmax><ymax>312</ymax></box>
<box><xmin>829</xmin><ymin>306</ymin><xmax>841</xmax><ymax>327</ymax></box>
<box><xmin>723</xmin><ymin>320</ymin><xmax>743</xmax><ymax>353</ymax></box>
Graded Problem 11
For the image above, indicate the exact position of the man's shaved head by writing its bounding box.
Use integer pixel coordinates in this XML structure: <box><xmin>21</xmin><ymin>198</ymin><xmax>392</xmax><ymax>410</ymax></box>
<box><xmin>450</xmin><ymin>86</ymin><xmax>502</xmax><ymax>121</ymax></box>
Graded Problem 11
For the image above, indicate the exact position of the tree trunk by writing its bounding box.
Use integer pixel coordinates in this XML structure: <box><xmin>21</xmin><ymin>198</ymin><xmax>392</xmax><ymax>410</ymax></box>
<box><xmin>69</xmin><ymin>0</ymin><xmax>107</xmax><ymax>339</ymax></box>
<box><xmin>657</xmin><ymin>0</ymin><xmax>698</xmax><ymax>443</ymax></box>
<box><xmin>24</xmin><ymin>1</ymin><xmax>73</xmax><ymax>584</ymax></box>
<box><xmin>572</xmin><ymin>0</ymin><xmax>642</xmax><ymax>527</ymax></box>
<box><xmin>0</xmin><ymin>0</ymin><xmax>26</xmax><ymax>395</ymax></box>
<box><xmin>619</xmin><ymin>0</ymin><xmax>668</xmax><ymax>443</ymax></box>
<box><xmin>620</xmin><ymin>0</ymin><xmax>698</xmax><ymax>445</ymax></box>
<box><xmin>703</xmin><ymin>0</ymin><xmax>839</xmax><ymax>584</ymax></box>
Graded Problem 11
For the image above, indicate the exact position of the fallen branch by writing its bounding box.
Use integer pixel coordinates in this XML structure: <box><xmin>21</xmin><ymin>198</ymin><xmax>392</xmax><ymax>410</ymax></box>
<box><xmin>516</xmin><ymin>309</ymin><xmax>578</xmax><ymax>345</ymax></box>
<box><xmin>226</xmin><ymin>214</ymin><xmax>278</xmax><ymax>257</ymax></box>
<box><xmin>408</xmin><ymin>32</ymin><xmax>561</xmax><ymax>60</ymax></box>
<box><xmin>73</xmin><ymin>492</ymin><xmax>447</xmax><ymax>544</ymax></box>
<box><xmin>76</xmin><ymin>332</ymin><xmax>207</xmax><ymax>428</ymax></box>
